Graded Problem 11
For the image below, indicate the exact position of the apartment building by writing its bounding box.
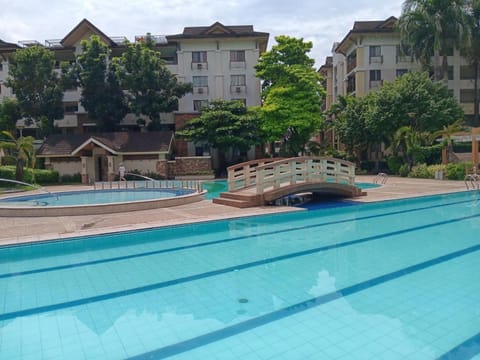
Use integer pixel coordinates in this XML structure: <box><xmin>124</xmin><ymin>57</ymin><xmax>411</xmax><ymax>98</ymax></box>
<box><xmin>320</xmin><ymin>16</ymin><xmax>478</xmax><ymax>125</ymax></box>
<box><xmin>0</xmin><ymin>19</ymin><xmax>268</xmax><ymax>140</ymax></box>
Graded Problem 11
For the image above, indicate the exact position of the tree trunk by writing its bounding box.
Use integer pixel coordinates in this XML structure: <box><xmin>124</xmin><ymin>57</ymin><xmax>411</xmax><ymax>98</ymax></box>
<box><xmin>15</xmin><ymin>158</ymin><xmax>24</xmax><ymax>182</ymax></box>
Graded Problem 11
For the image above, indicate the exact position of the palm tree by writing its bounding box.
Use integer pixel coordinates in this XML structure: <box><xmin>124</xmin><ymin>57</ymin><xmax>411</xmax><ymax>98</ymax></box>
<box><xmin>0</xmin><ymin>131</ymin><xmax>35</xmax><ymax>182</ymax></box>
<box><xmin>398</xmin><ymin>0</ymin><xmax>468</xmax><ymax>81</ymax></box>
<box><xmin>431</xmin><ymin>120</ymin><xmax>465</xmax><ymax>163</ymax></box>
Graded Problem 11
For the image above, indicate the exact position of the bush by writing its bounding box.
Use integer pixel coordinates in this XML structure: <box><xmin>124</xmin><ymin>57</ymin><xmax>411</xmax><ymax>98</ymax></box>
<box><xmin>399</xmin><ymin>164</ymin><xmax>410</xmax><ymax>177</ymax></box>
<box><xmin>60</xmin><ymin>173</ymin><xmax>82</xmax><ymax>184</ymax></box>
<box><xmin>409</xmin><ymin>163</ymin><xmax>430</xmax><ymax>178</ymax></box>
<box><xmin>446</xmin><ymin>162</ymin><xmax>472</xmax><ymax>180</ymax></box>
<box><xmin>386</xmin><ymin>156</ymin><xmax>403</xmax><ymax>175</ymax></box>
<box><xmin>0</xmin><ymin>166</ymin><xmax>59</xmax><ymax>185</ymax></box>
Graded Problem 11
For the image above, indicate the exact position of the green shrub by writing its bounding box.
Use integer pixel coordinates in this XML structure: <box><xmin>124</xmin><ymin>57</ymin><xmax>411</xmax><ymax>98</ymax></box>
<box><xmin>386</xmin><ymin>156</ymin><xmax>403</xmax><ymax>175</ymax></box>
<box><xmin>60</xmin><ymin>173</ymin><xmax>82</xmax><ymax>183</ymax></box>
<box><xmin>446</xmin><ymin>162</ymin><xmax>472</xmax><ymax>180</ymax></box>
<box><xmin>0</xmin><ymin>166</ymin><xmax>59</xmax><ymax>185</ymax></box>
<box><xmin>399</xmin><ymin>164</ymin><xmax>410</xmax><ymax>177</ymax></box>
<box><xmin>409</xmin><ymin>163</ymin><xmax>430</xmax><ymax>178</ymax></box>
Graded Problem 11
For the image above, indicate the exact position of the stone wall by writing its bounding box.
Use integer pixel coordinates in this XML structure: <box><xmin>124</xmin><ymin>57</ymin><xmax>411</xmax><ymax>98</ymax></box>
<box><xmin>157</xmin><ymin>156</ymin><xmax>213</xmax><ymax>179</ymax></box>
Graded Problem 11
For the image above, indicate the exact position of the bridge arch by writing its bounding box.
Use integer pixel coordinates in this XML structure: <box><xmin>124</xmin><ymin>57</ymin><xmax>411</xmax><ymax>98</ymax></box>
<box><xmin>213</xmin><ymin>157</ymin><xmax>365</xmax><ymax>207</ymax></box>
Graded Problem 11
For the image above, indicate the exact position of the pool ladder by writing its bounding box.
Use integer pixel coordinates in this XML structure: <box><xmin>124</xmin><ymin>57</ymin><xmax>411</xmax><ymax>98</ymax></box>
<box><xmin>465</xmin><ymin>174</ymin><xmax>480</xmax><ymax>190</ymax></box>
<box><xmin>373</xmin><ymin>173</ymin><xmax>388</xmax><ymax>184</ymax></box>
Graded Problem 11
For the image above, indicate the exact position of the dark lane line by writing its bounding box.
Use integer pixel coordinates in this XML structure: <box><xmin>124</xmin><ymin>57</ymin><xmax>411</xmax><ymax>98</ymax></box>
<box><xmin>128</xmin><ymin>243</ymin><xmax>480</xmax><ymax>359</ymax></box>
<box><xmin>436</xmin><ymin>332</ymin><xmax>480</xmax><ymax>359</ymax></box>
<box><xmin>1</xmin><ymin>212</ymin><xmax>478</xmax><ymax>322</ymax></box>
<box><xmin>0</xmin><ymin>197</ymin><xmax>475</xmax><ymax>280</ymax></box>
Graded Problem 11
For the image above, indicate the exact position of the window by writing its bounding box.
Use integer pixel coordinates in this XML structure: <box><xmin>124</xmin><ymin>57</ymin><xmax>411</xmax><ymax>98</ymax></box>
<box><xmin>396</xmin><ymin>69</ymin><xmax>408</xmax><ymax>77</ymax></box>
<box><xmin>0</xmin><ymin>63</ymin><xmax>3</xmax><ymax>71</ymax></box>
<box><xmin>230</xmin><ymin>50</ymin><xmax>245</xmax><ymax>62</ymax></box>
<box><xmin>193</xmin><ymin>100</ymin><xmax>209</xmax><ymax>111</ymax></box>
<box><xmin>447</xmin><ymin>65</ymin><xmax>454</xmax><ymax>80</ymax></box>
<box><xmin>192</xmin><ymin>51</ymin><xmax>207</xmax><ymax>63</ymax></box>
<box><xmin>369</xmin><ymin>46</ymin><xmax>382</xmax><ymax>64</ymax></box>
<box><xmin>460</xmin><ymin>65</ymin><xmax>476</xmax><ymax>80</ymax></box>
<box><xmin>64</xmin><ymin>103</ymin><xmax>79</xmax><ymax>114</ymax></box>
<box><xmin>230</xmin><ymin>75</ymin><xmax>246</xmax><ymax>86</ymax></box>
<box><xmin>370</xmin><ymin>70</ymin><xmax>381</xmax><ymax>81</ymax></box>
<box><xmin>460</xmin><ymin>89</ymin><xmax>475</xmax><ymax>103</ymax></box>
<box><xmin>396</xmin><ymin>45</ymin><xmax>412</xmax><ymax>63</ymax></box>
<box><xmin>347</xmin><ymin>50</ymin><xmax>357</xmax><ymax>73</ymax></box>
<box><xmin>369</xmin><ymin>46</ymin><xmax>381</xmax><ymax>58</ymax></box>
<box><xmin>192</xmin><ymin>76</ymin><xmax>208</xmax><ymax>87</ymax></box>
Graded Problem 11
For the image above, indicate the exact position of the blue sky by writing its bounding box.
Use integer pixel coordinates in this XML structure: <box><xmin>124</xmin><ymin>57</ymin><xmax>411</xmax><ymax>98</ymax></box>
<box><xmin>0</xmin><ymin>0</ymin><xmax>405</xmax><ymax>67</ymax></box>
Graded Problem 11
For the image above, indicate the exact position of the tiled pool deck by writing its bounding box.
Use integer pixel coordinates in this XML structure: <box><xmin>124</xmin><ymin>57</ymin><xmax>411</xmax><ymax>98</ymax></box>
<box><xmin>0</xmin><ymin>176</ymin><xmax>469</xmax><ymax>246</ymax></box>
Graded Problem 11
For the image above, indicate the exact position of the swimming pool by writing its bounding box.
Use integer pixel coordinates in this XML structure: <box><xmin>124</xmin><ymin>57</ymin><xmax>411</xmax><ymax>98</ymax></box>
<box><xmin>1</xmin><ymin>191</ymin><xmax>479</xmax><ymax>359</ymax></box>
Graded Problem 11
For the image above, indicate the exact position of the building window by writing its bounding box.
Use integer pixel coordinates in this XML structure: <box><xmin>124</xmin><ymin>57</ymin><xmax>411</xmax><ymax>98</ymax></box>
<box><xmin>192</xmin><ymin>76</ymin><xmax>208</xmax><ymax>87</ymax></box>
<box><xmin>347</xmin><ymin>50</ymin><xmax>357</xmax><ymax>73</ymax></box>
<box><xmin>230</xmin><ymin>75</ymin><xmax>246</xmax><ymax>86</ymax></box>
<box><xmin>347</xmin><ymin>75</ymin><xmax>355</xmax><ymax>93</ymax></box>
<box><xmin>192</xmin><ymin>51</ymin><xmax>207</xmax><ymax>63</ymax></box>
<box><xmin>396</xmin><ymin>45</ymin><xmax>412</xmax><ymax>63</ymax></box>
<box><xmin>460</xmin><ymin>89</ymin><xmax>475</xmax><ymax>103</ymax></box>
<box><xmin>64</xmin><ymin>103</ymin><xmax>79</xmax><ymax>114</ymax></box>
<box><xmin>0</xmin><ymin>63</ymin><xmax>3</xmax><ymax>71</ymax></box>
<box><xmin>460</xmin><ymin>65</ymin><xmax>476</xmax><ymax>80</ymax></box>
<box><xmin>230</xmin><ymin>50</ymin><xmax>245</xmax><ymax>62</ymax></box>
<box><xmin>369</xmin><ymin>46</ymin><xmax>382</xmax><ymax>64</ymax></box>
<box><xmin>447</xmin><ymin>65</ymin><xmax>454</xmax><ymax>80</ymax></box>
<box><xmin>193</xmin><ymin>100</ymin><xmax>209</xmax><ymax>111</ymax></box>
<box><xmin>396</xmin><ymin>69</ymin><xmax>408</xmax><ymax>77</ymax></box>
<box><xmin>370</xmin><ymin>70</ymin><xmax>382</xmax><ymax>88</ymax></box>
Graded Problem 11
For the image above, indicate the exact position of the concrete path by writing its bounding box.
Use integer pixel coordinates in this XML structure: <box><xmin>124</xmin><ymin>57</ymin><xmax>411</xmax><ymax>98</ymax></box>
<box><xmin>0</xmin><ymin>176</ymin><xmax>470</xmax><ymax>246</ymax></box>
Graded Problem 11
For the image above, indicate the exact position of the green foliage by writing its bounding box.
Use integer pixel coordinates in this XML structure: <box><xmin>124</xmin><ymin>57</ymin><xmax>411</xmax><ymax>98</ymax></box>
<box><xmin>399</xmin><ymin>163</ymin><xmax>410</xmax><ymax>177</ymax></box>
<box><xmin>0</xmin><ymin>131</ymin><xmax>36</xmax><ymax>181</ymax></box>
<box><xmin>59</xmin><ymin>173</ymin><xmax>82</xmax><ymax>184</ymax></box>
<box><xmin>255</xmin><ymin>36</ymin><xmax>324</xmax><ymax>156</ymax></box>
<box><xmin>446</xmin><ymin>162</ymin><xmax>472</xmax><ymax>180</ymax></box>
<box><xmin>387</xmin><ymin>155</ymin><xmax>404</xmax><ymax>174</ymax></box>
<box><xmin>0</xmin><ymin>166</ymin><xmax>59</xmax><ymax>184</ymax></box>
<box><xmin>0</xmin><ymin>98</ymin><xmax>21</xmax><ymax>133</ymax></box>
<box><xmin>408</xmin><ymin>163</ymin><xmax>430</xmax><ymax>178</ymax></box>
<box><xmin>75</xmin><ymin>36</ymin><xmax>128</xmax><ymax>131</ymax></box>
<box><xmin>6</xmin><ymin>45</ymin><xmax>64</xmax><ymax>135</ymax></box>
<box><xmin>114</xmin><ymin>37</ymin><xmax>192</xmax><ymax>127</ymax></box>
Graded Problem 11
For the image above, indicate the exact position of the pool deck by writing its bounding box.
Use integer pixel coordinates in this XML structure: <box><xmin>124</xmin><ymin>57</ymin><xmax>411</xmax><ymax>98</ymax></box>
<box><xmin>0</xmin><ymin>176</ymin><xmax>470</xmax><ymax>246</ymax></box>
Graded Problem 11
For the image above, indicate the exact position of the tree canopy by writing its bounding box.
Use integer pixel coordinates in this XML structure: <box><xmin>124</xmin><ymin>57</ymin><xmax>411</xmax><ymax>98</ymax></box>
<box><xmin>0</xmin><ymin>98</ymin><xmax>21</xmax><ymax>134</ymax></box>
<box><xmin>75</xmin><ymin>35</ymin><xmax>128</xmax><ymax>132</ymax></box>
<box><xmin>113</xmin><ymin>36</ymin><xmax>192</xmax><ymax>130</ymax></box>
<box><xmin>255</xmin><ymin>35</ymin><xmax>325</xmax><ymax>156</ymax></box>
<box><xmin>6</xmin><ymin>45</ymin><xmax>64</xmax><ymax>135</ymax></box>
<box><xmin>177</xmin><ymin>100</ymin><xmax>263</xmax><ymax>170</ymax></box>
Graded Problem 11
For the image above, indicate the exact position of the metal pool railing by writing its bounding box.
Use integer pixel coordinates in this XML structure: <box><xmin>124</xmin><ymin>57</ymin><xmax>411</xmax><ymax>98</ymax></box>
<box><xmin>93</xmin><ymin>180</ymin><xmax>203</xmax><ymax>193</ymax></box>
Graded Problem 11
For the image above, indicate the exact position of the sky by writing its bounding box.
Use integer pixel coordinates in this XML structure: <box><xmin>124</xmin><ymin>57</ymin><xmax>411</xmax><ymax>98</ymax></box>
<box><xmin>0</xmin><ymin>0</ymin><xmax>405</xmax><ymax>67</ymax></box>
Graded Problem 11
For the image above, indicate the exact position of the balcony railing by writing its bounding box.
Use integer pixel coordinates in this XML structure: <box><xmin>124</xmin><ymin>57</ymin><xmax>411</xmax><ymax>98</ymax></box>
<box><xmin>230</xmin><ymin>85</ymin><xmax>246</xmax><ymax>95</ymax></box>
<box><xmin>369</xmin><ymin>55</ymin><xmax>383</xmax><ymax>64</ymax></box>
<box><xmin>193</xmin><ymin>86</ymin><xmax>209</xmax><ymax>95</ymax></box>
<box><xmin>230</xmin><ymin>61</ymin><xmax>246</xmax><ymax>70</ymax></box>
<box><xmin>192</xmin><ymin>62</ymin><xmax>208</xmax><ymax>70</ymax></box>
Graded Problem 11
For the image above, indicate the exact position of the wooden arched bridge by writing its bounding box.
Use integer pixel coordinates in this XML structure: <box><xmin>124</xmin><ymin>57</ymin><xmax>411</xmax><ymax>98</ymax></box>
<box><xmin>213</xmin><ymin>156</ymin><xmax>366</xmax><ymax>208</ymax></box>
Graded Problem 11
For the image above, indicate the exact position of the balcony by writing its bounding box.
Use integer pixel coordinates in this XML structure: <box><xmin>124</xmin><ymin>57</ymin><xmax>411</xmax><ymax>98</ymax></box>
<box><xmin>230</xmin><ymin>61</ymin><xmax>246</xmax><ymax>70</ymax></box>
<box><xmin>369</xmin><ymin>56</ymin><xmax>383</xmax><ymax>64</ymax></box>
<box><xmin>369</xmin><ymin>80</ymin><xmax>383</xmax><ymax>89</ymax></box>
<box><xmin>193</xmin><ymin>86</ymin><xmax>209</xmax><ymax>95</ymax></box>
<box><xmin>396</xmin><ymin>55</ymin><xmax>412</xmax><ymax>63</ymax></box>
<box><xmin>54</xmin><ymin>114</ymin><xmax>78</xmax><ymax>128</ymax></box>
<box><xmin>192</xmin><ymin>62</ymin><xmax>208</xmax><ymax>70</ymax></box>
<box><xmin>230</xmin><ymin>85</ymin><xmax>246</xmax><ymax>95</ymax></box>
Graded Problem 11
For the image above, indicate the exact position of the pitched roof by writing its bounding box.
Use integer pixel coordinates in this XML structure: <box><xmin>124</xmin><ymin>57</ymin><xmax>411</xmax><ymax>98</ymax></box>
<box><xmin>167</xmin><ymin>21</ymin><xmax>269</xmax><ymax>40</ymax></box>
<box><xmin>0</xmin><ymin>39</ymin><xmax>20</xmax><ymax>50</ymax></box>
<box><xmin>37</xmin><ymin>131</ymin><xmax>174</xmax><ymax>157</ymax></box>
<box><xmin>335</xmin><ymin>16</ymin><xmax>398</xmax><ymax>54</ymax></box>
<box><xmin>61</xmin><ymin>18</ymin><xmax>115</xmax><ymax>47</ymax></box>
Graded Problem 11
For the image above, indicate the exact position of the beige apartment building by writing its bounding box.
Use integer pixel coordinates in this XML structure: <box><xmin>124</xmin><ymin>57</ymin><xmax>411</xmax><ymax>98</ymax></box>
<box><xmin>0</xmin><ymin>19</ymin><xmax>268</xmax><ymax>152</ymax></box>
<box><xmin>320</xmin><ymin>16</ymin><xmax>477</xmax><ymax>125</ymax></box>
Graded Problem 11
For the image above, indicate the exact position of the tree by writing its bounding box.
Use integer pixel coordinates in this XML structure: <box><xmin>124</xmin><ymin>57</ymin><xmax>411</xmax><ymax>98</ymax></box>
<box><xmin>177</xmin><ymin>100</ymin><xmax>263</xmax><ymax>173</ymax></box>
<box><xmin>0</xmin><ymin>131</ymin><xmax>35</xmax><ymax>181</ymax></box>
<box><xmin>0</xmin><ymin>98</ymin><xmax>21</xmax><ymax>134</ymax></box>
<box><xmin>365</xmin><ymin>71</ymin><xmax>463</xmax><ymax>145</ymax></box>
<box><xmin>255</xmin><ymin>36</ymin><xmax>325</xmax><ymax>156</ymax></box>
<box><xmin>431</xmin><ymin>120</ymin><xmax>465</xmax><ymax>163</ymax></box>
<box><xmin>398</xmin><ymin>0</ymin><xmax>468</xmax><ymax>81</ymax></box>
<box><xmin>75</xmin><ymin>35</ymin><xmax>128</xmax><ymax>132</ymax></box>
<box><xmin>114</xmin><ymin>35</ymin><xmax>192</xmax><ymax>129</ymax></box>
<box><xmin>463</xmin><ymin>0</ymin><xmax>480</xmax><ymax>126</ymax></box>
<box><xmin>6</xmin><ymin>45</ymin><xmax>64</xmax><ymax>135</ymax></box>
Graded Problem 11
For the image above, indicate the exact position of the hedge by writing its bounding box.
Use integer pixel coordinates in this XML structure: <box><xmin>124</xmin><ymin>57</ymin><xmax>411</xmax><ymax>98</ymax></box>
<box><xmin>0</xmin><ymin>166</ymin><xmax>59</xmax><ymax>185</ymax></box>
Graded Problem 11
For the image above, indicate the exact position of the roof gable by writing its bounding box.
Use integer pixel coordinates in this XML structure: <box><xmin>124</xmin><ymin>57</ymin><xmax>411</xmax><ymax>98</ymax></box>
<box><xmin>61</xmin><ymin>18</ymin><xmax>114</xmax><ymax>48</ymax></box>
<box><xmin>204</xmin><ymin>22</ymin><xmax>235</xmax><ymax>35</ymax></box>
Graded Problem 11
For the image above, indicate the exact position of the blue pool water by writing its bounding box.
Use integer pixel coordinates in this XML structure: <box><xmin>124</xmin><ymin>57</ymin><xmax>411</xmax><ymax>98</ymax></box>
<box><xmin>0</xmin><ymin>188</ymin><xmax>194</xmax><ymax>206</ymax></box>
<box><xmin>202</xmin><ymin>180</ymin><xmax>380</xmax><ymax>200</ymax></box>
<box><xmin>1</xmin><ymin>191</ymin><xmax>480</xmax><ymax>359</ymax></box>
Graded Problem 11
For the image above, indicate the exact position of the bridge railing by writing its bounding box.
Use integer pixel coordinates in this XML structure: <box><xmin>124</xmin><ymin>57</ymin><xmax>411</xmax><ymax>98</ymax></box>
<box><xmin>226</xmin><ymin>158</ymin><xmax>283</xmax><ymax>191</ymax></box>
<box><xmin>254</xmin><ymin>157</ymin><xmax>356</xmax><ymax>195</ymax></box>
